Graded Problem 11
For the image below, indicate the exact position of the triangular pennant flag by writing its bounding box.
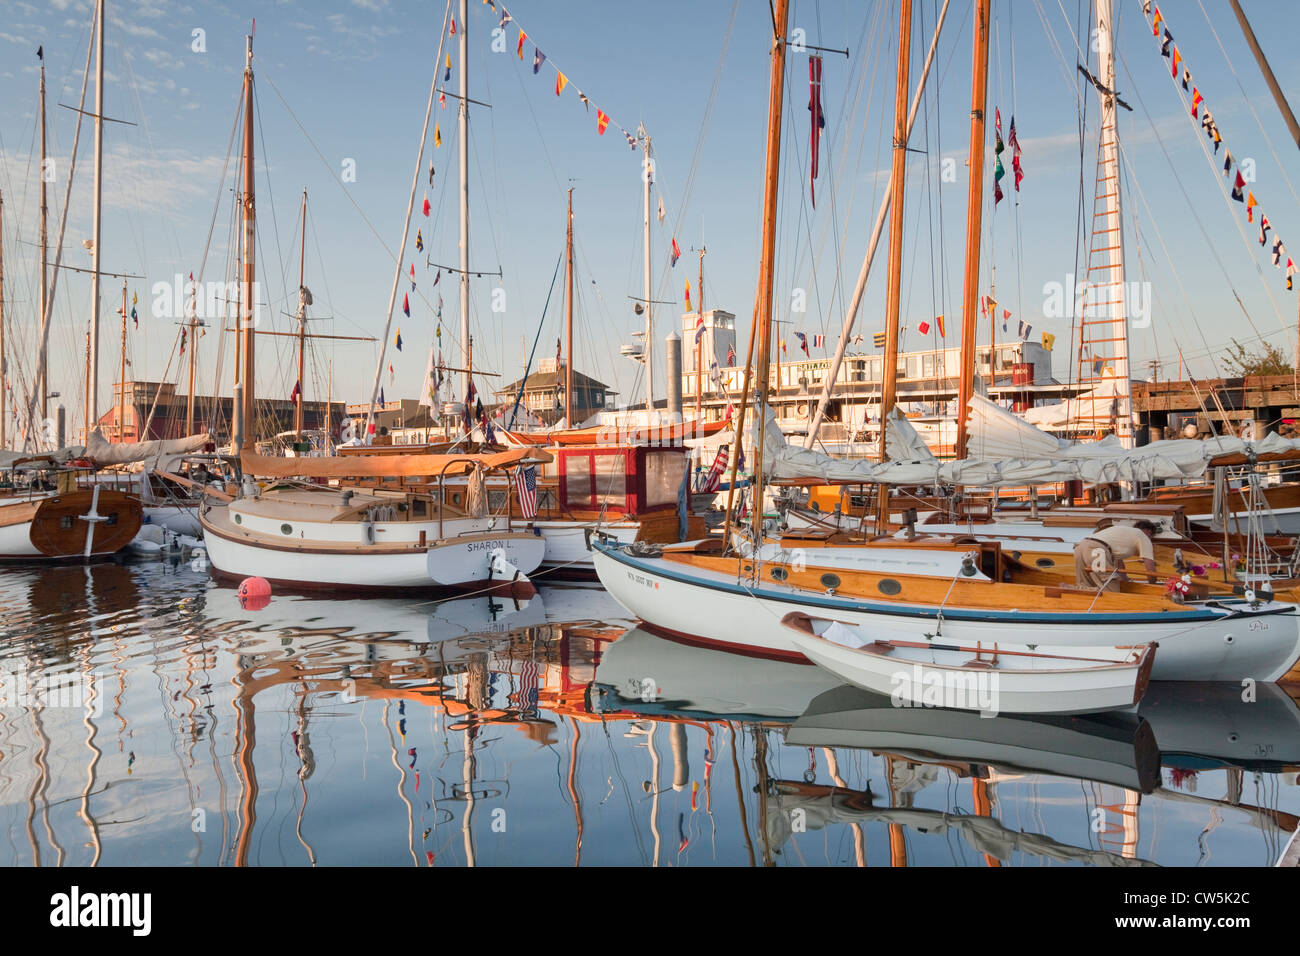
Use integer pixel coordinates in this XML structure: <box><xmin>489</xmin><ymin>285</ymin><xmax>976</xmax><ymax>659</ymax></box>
<box><xmin>449</xmin><ymin>16</ymin><xmax>455</xmax><ymax>35</ymax></box>
<box><xmin>444</xmin><ymin>54</ymin><xmax>451</xmax><ymax>82</ymax></box>
<box><xmin>596</xmin><ymin>109</ymin><xmax>609</xmax><ymax>135</ymax></box>
<box><xmin>555</xmin><ymin>71</ymin><xmax>567</xmax><ymax>96</ymax></box>
<box><xmin>395</xmin><ymin>328</ymin><xmax>404</xmax><ymax>351</ymax></box>
<box><xmin>533</xmin><ymin>48</ymin><xmax>545</xmax><ymax>74</ymax></box>
<box><xmin>1273</xmin><ymin>237</ymin><xmax>1284</xmax><ymax>266</ymax></box>
<box><xmin>416</xmin><ymin>229</ymin><xmax>424</xmax><ymax>252</ymax></box>
<box><xmin>423</xmin><ymin>196</ymin><xmax>430</xmax><ymax>216</ymax></box>
<box><xmin>435</xmin><ymin>123</ymin><xmax>441</xmax><ymax>148</ymax></box>
<box><xmin>439</xmin><ymin>90</ymin><xmax>446</xmax><ymax>109</ymax></box>
<box><xmin>1192</xmin><ymin>88</ymin><xmax>1203</xmax><ymax>118</ymax></box>
<box><xmin>670</xmin><ymin>237</ymin><xmax>681</xmax><ymax>267</ymax></box>
<box><xmin>517</xmin><ymin>29</ymin><xmax>526</xmax><ymax>59</ymax></box>
<box><xmin>685</xmin><ymin>278</ymin><xmax>693</xmax><ymax>312</ymax></box>
<box><xmin>402</xmin><ymin>295</ymin><xmax>410</xmax><ymax>318</ymax></box>
<box><xmin>1223</xmin><ymin>148</ymin><xmax>1233</xmax><ymax>175</ymax></box>
<box><xmin>1172</xmin><ymin>48</ymin><xmax>1182</xmax><ymax>79</ymax></box>
<box><xmin>1289</xmin><ymin>258</ymin><xmax>1297</xmax><ymax>291</ymax></box>
<box><xmin>1152</xmin><ymin>4</ymin><xmax>1163</xmax><ymax>36</ymax></box>
<box><xmin>1182</xmin><ymin>68</ymin><xmax>1191</xmax><ymax>91</ymax></box>
<box><xmin>1246</xmin><ymin>192</ymin><xmax>1258</xmax><ymax>222</ymax></box>
<box><xmin>657</xmin><ymin>196</ymin><xmax>665</xmax><ymax>224</ymax></box>
<box><xmin>410</xmin><ymin>263</ymin><xmax>416</xmax><ymax>291</ymax></box>
<box><xmin>936</xmin><ymin>314</ymin><xmax>946</xmax><ymax>337</ymax></box>
<box><xmin>1160</xmin><ymin>28</ymin><xmax>1172</xmax><ymax>57</ymax></box>
<box><xmin>1231</xmin><ymin>171</ymin><xmax>1245</xmax><ymax>202</ymax></box>
<box><xmin>1002</xmin><ymin>308</ymin><xmax>1010</xmax><ymax>331</ymax></box>
<box><xmin>1260</xmin><ymin>215</ymin><xmax>1272</xmax><ymax>246</ymax></box>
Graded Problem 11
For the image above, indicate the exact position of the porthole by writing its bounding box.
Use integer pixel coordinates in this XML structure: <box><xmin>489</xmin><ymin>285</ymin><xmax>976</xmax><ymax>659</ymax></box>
<box><xmin>234</xmin><ymin>513</ymin><xmax>242</xmax><ymax>524</ymax></box>
<box><xmin>877</xmin><ymin>578</ymin><xmax>901</xmax><ymax>595</ymax></box>
<box><xmin>281</xmin><ymin>523</ymin><xmax>293</xmax><ymax>536</ymax></box>
<box><xmin>1010</xmin><ymin>550</ymin><xmax>1022</xmax><ymax>560</ymax></box>
<box><xmin>820</xmin><ymin>572</ymin><xmax>841</xmax><ymax>589</ymax></box>
<box><xmin>1035</xmin><ymin>557</ymin><xmax>1054</xmax><ymax>568</ymax></box>
<box><xmin>770</xmin><ymin>566</ymin><xmax>788</xmax><ymax>581</ymax></box>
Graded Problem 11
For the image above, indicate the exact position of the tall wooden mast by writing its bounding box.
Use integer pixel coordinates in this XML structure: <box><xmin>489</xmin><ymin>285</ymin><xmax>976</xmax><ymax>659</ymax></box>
<box><xmin>0</xmin><ymin>190</ymin><xmax>6</xmax><ymax>449</ymax></box>
<box><xmin>295</xmin><ymin>188</ymin><xmax>307</xmax><ymax>437</ymax></box>
<box><xmin>458</xmin><ymin>0</ymin><xmax>470</xmax><ymax>403</ymax></box>
<box><xmin>749</xmin><ymin>0</ymin><xmax>790</xmax><ymax>543</ymax></box>
<box><xmin>565</xmin><ymin>186</ymin><xmax>574</xmax><ymax>425</ymax></box>
<box><xmin>237</xmin><ymin>29</ymin><xmax>256</xmax><ymax>449</ymax></box>
<box><xmin>38</xmin><ymin>52</ymin><xmax>48</xmax><ymax>422</ymax></box>
<box><xmin>87</xmin><ymin>0</ymin><xmax>105</xmax><ymax>437</ymax></box>
<box><xmin>954</xmin><ymin>0</ymin><xmax>991</xmax><ymax>460</ymax></box>
<box><xmin>695</xmin><ymin>247</ymin><xmax>705</xmax><ymax>418</ymax></box>
<box><xmin>117</xmin><ymin>280</ymin><xmax>127</xmax><ymax>441</ymax></box>
<box><xmin>875</xmin><ymin>0</ymin><xmax>914</xmax><ymax>529</ymax></box>
<box><xmin>185</xmin><ymin>275</ymin><xmax>197</xmax><ymax>433</ymax></box>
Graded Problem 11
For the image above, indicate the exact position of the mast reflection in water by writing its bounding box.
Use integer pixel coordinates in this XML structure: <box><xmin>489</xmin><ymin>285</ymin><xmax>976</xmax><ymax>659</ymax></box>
<box><xmin>0</xmin><ymin>561</ymin><xmax>1297</xmax><ymax>866</ymax></box>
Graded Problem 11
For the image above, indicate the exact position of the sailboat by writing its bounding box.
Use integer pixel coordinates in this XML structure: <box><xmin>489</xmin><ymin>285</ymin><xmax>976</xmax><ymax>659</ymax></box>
<box><xmin>198</xmin><ymin>27</ymin><xmax>547</xmax><ymax>594</ymax></box>
<box><xmin>592</xmin><ymin>0</ymin><xmax>1300</xmax><ymax>684</ymax></box>
<box><xmin>0</xmin><ymin>1</ymin><xmax>148</xmax><ymax>561</ymax></box>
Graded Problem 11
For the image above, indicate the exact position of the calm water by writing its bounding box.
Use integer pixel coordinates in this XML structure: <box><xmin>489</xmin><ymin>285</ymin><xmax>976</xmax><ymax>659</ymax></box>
<box><xmin>0</xmin><ymin>558</ymin><xmax>1296</xmax><ymax>866</ymax></box>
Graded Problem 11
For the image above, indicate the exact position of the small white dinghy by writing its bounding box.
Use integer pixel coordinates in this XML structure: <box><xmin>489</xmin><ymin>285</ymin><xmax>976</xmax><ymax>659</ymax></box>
<box><xmin>781</xmin><ymin>613</ymin><xmax>1155</xmax><ymax>716</ymax></box>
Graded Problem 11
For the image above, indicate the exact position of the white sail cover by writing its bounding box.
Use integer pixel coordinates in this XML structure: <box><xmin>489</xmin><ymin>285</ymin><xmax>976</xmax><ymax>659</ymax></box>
<box><xmin>85</xmin><ymin>430</ymin><xmax>213</xmax><ymax>466</ymax></box>
<box><xmin>753</xmin><ymin>396</ymin><xmax>1300</xmax><ymax>487</ymax></box>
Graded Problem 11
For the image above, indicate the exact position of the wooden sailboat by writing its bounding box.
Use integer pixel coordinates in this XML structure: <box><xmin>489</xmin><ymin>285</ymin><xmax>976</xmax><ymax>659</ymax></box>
<box><xmin>591</xmin><ymin>0</ymin><xmax>1300</xmax><ymax>683</ymax></box>
<box><xmin>198</xmin><ymin>26</ymin><xmax>546</xmax><ymax>594</ymax></box>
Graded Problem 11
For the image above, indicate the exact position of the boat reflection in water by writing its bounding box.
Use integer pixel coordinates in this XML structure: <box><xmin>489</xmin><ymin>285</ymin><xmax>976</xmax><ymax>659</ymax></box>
<box><xmin>1</xmin><ymin>561</ymin><xmax>1298</xmax><ymax>866</ymax></box>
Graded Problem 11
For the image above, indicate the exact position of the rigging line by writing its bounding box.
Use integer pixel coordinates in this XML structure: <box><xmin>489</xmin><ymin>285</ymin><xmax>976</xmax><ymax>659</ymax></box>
<box><xmin>1117</xmin><ymin>48</ymin><xmax>1282</xmax><ymax>351</ymax></box>
<box><xmin>1195</xmin><ymin>0</ymin><xmax>1300</xmax><ymax>213</ymax></box>
<box><xmin>256</xmin><ymin>68</ymin><xmax>448</xmax><ymax>325</ymax></box>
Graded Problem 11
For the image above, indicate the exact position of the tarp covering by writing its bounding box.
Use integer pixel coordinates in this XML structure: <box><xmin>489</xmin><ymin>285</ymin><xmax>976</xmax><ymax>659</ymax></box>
<box><xmin>85</xmin><ymin>429</ymin><xmax>213</xmax><ymax>466</ymax></box>
<box><xmin>241</xmin><ymin>447</ymin><xmax>551</xmax><ymax>479</ymax></box>
<box><xmin>752</xmin><ymin>396</ymin><xmax>1300</xmax><ymax>488</ymax></box>
<box><xmin>502</xmin><ymin>417</ymin><xmax>730</xmax><ymax>447</ymax></box>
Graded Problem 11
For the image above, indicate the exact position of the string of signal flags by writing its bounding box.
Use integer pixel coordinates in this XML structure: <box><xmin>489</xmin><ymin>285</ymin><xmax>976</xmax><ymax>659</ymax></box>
<box><xmin>1143</xmin><ymin>1</ymin><xmax>1296</xmax><ymax>290</ymax></box>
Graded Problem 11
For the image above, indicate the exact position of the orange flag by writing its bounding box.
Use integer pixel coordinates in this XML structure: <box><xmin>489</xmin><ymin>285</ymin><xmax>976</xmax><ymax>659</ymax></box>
<box><xmin>596</xmin><ymin>110</ymin><xmax>610</xmax><ymax>135</ymax></box>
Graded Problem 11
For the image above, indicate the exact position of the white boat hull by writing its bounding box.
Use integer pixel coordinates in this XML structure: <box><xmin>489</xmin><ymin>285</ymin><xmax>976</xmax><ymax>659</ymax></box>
<box><xmin>591</xmin><ymin>541</ymin><xmax>1300</xmax><ymax>682</ymax></box>
<box><xmin>786</xmin><ymin>629</ymin><xmax>1150</xmax><ymax>715</ymax></box>
<box><xmin>528</xmin><ymin>520</ymin><xmax>640</xmax><ymax>574</ymax></box>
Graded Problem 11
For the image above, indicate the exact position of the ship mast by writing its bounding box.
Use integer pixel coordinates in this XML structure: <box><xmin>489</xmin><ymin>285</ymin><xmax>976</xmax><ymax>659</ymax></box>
<box><xmin>641</xmin><ymin>124</ymin><xmax>655</xmax><ymax>420</ymax></box>
<box><xmin>695</xmin><ymin>247</ymin><xmax>705</xmax><ymax>418</ymax></box>
<box><xmin>875</xmin><ymin>0</ymin><xmax>914</xmax><ymax>530</ymax></box>
<box><xmin>458</xmin><ymin>0</ymin><xmax>471</xmax><ymax>405</ymax></box>
<box><xmin>565</xmin><ymin>186</ymin><xmax>574</xmax><ymax>426</ymax></box>
<box><xmin>748</xmin><ymin>0</ymin><xmax>790</xmax><ymax>544</ymax></box>
<box><xmin>87</xmin><ymin>0</ymin><xmax>105</xmax><ymax>439</ymax></box>
<box><xmin>954</xmin><ymin>0</ymin><xmax>991</xmax><ymax>460</ymax></box>
<box><xmin>238</xmin><ymin>28</ymin><xmax>256</xmax><ymax>451</ymax></box>
<box><xmin>117</xmin><ymin>280</ymin><xmax>126</xmax><ymax>441</ymax></box>
<box><xmin>0</xmin><ymin>190</ymin><xmax>5</xmax><ymax>449</ymax></box>
<box><xmin>295</xmin><ymin>188</ymin><xmax>307</xmax><ymax>437</ymax></box>
<box><xmin>38</xmin><ymin>52</ymin><xmax>48</xmax><ymax>423</ymax></box>
<box><xmin>1072</xmin><ymin>0</ymin><xmax>1133</xmax><ymax>448</ymax></box>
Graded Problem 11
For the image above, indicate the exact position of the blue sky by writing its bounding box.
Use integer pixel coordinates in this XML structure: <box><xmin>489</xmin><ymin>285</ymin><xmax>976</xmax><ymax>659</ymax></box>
<box><xmin>1</xmin><ymin>0</ymin><xmax>1299</xmax><ymax>430</ymax></box>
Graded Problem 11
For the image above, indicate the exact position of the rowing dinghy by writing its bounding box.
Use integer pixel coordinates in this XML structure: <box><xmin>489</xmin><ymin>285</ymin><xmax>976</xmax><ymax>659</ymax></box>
<box><xmin>781</xmin><ymin>612</ymin><xmax>1155</xmax><ymax>715</ymax></box>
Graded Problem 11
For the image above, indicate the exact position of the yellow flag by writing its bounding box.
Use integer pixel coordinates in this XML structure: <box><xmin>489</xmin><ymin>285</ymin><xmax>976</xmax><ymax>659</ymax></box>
<box><xmin>555</xmin><ymin>72</ymin><xmax>568</xmax><ymax>97</ymax></box>
<box><xmin>132</xmin><ymin>291</ymin><xmax>138</xmax><ymax>305</ymax></box>
<box><xmin>1041</xmin><ymin>331</ymin><xmax>1056</xmax><ymax>351</ymax></box>
<box><xmin>435</xmin><ymin>123</ymin><xmax>441</xmax><ymax>148</ymax></box>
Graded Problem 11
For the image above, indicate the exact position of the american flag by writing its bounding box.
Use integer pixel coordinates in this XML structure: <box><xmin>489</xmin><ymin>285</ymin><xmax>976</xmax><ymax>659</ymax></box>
<box><xmin>726</xmin><ymin>343</ymin><xmax>736</xmax><ymax>366</ymax></box>
<box><xmin>700</xmin><ymin>445</ymin><xmax>728</xmax><ymax>493</ymax></box>
<box><xmin>514</xmin><ymin>466</ymin><xmax>538</xmax><ymax>519</ymax></box>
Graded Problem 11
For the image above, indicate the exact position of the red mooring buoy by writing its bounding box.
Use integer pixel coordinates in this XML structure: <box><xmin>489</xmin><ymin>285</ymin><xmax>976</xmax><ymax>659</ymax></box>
<box><xmin>237</xmin><ymin>576</ymin><xmax>272</xmax><ymax>611</ymax></box>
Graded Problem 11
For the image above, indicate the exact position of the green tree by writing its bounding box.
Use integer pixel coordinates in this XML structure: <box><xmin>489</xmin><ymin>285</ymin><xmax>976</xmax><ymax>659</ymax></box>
<box><xmin>1222</xmin><ymin>338</ymin><xmax>1293</xmax><ymax>377</ymax></box>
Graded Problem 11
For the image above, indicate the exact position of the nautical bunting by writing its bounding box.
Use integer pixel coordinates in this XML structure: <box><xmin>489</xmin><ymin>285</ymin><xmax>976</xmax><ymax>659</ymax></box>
<box><xmin>1143</xmin><ymin>2</ymin><xmax>1294</xmax><ymax>292</ymax></box>
<box><xmin>685</xmin><ymin>278</ymin><xmax>693</xmax><ymax>313</ymax></box>
<box><xmin>494</xmin><ymin>4</ymin><xmax>641</xmax><ymax>154</ymax></box>
<box><xmin>795</xmin><ymin>331</ymin><xmax>809</xmax><ymax>356</ymax></box>
<box><xmin>670</xmin><ymin>237</ymin><xmax>681</xmax><ymax>267</ymax></box>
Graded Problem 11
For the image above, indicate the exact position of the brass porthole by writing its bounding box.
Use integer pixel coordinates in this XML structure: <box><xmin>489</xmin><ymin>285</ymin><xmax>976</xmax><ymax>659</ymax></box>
<box><xmin>770</xmin><ymin>566</ymin><xmax>788</xmax><ymax>581</ymax></box>
<box><xmin>820</xmin><ymin>572</ymin><xmax>841</xmax><ymax>589</ymax></box>
<box><xmin>877</xmin><ymin>578</ymin><xmax>902</xmax><ymax>595</ymax></box>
